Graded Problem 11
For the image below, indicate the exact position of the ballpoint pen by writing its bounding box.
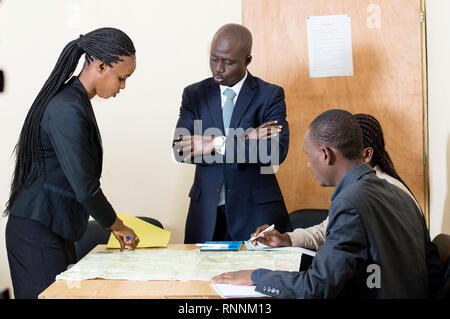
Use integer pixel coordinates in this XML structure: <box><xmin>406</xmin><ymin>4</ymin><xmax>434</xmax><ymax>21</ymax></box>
<box><xmin>248</xmin><ymin>224</ymin><xmax>275</xmax><ymax>242</ymax></box>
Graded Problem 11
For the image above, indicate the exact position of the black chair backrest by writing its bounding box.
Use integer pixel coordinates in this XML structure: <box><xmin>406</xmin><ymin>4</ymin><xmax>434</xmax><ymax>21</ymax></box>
<box><xmin>289</xmin><ymin>209</ymin><xmax>328</xmax><ymax>229</ymax></box>
<box><xmin>433</xmin><ymin>233</ymin><xmax>450</xmax><ymax>299</ymax></box>
<box><xmin>136</xmin><ymin>216</ymin><xmax>164</xmax><ymax>229</ymax></box>
<box><xmin>441</xmin><ymin>258</ymin><xmax>450</xmax><ymax>299</ymax></box>
<box><xmin>0</xmin><ymin>288</ymin><xmax>10</xmax><ymax>299</ymax></box>
<box><xmin>74</xmin><ymin>216</ymin><xmax>164</xmax><ymax>262</ymax></box>
<box><xmin>74</xmin><ymin>220</ymin><xmax>109</xmax><ymax>262</ymax></box>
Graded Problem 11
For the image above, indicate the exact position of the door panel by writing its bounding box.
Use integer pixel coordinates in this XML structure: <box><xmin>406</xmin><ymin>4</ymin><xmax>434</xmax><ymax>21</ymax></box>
<box><xmin>243</xmin><ymin>0</ymin><xmax>424</xmax><ymax>212</ymax></box>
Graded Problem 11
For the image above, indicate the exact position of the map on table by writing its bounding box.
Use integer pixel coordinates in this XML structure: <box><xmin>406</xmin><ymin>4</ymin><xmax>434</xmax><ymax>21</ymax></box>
<box><xmin>56</xmin><ymin>249</ymin><xmax>301</xmax><ymax>281</ymax></box>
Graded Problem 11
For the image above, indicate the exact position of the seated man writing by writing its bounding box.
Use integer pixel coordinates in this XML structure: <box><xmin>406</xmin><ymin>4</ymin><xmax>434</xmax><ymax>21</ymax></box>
<box><xmin>249</xmin><ymin>113</ymin><xmax>422</xmax><ymax>251</ymax></box>
<box><xmin>212</xmin><ymin>109</ymin><xmax>442</xmax><ymax>298</ymax></box>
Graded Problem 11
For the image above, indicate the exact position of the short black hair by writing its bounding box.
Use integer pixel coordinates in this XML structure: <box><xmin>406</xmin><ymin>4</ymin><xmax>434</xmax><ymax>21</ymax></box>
<box><xmin>308</xmin><ymin>109</ymin><xmax>363</xmax><ymax>160</ymax></box>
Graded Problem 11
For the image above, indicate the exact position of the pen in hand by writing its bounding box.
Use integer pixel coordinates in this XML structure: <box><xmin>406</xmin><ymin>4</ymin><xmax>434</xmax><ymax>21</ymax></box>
<box><xmin>248</xmin><ymin>224</ymin><xmax>275</xmax><ymax>242</ymax></box>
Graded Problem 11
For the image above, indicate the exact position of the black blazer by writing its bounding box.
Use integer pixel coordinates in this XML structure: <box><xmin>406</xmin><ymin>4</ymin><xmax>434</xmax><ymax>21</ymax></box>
<box><xmin>11</xmin><ymin>77</ymin><xmax>116</xmax><ymax>241</ymax></box>
<box><xmin>252</xmin><ymin>164</ymin><xmax>442</xmax><ymax>298</ymax></box>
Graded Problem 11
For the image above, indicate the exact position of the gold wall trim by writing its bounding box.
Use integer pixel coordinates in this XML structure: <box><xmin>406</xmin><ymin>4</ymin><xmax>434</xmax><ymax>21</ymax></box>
<box><xmin>421</xmin><ymin>0</ymin><xmax>430</xmax><ymax>229</ymax></box>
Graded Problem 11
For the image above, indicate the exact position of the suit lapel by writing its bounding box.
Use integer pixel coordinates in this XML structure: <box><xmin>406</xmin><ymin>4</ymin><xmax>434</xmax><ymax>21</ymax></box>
<box><xmin>73</xmin><ymin>77</ymin><xmax>103</xmax><ymax>150</ymax></box>
<box><xmin>72</xmin><ymin>77</ymin><xmax>103</xmax><ymax>176</ymax></box>
<box><xmin>204</xmin><ymin>73</ymin><xmax>257</xmax><ymax>135</ymax></box>
<box><xmin>85</xmin><ymin>102</ymin><xmax>103</xmax><ymax>175</ymax></box>
<box><xmin>229</xmin><ymin>73</ymin><xmax>256</xmax><ymax>130</ymax></box>
<box><xmin>205</xmin><ymin>79</ymin><xmax>225</xmax><ymax>134</ymax></box>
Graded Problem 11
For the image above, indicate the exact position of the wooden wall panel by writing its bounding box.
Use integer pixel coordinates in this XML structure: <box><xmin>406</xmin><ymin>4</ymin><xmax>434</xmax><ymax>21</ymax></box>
<box><xmin>243</xmin><ymin>0</ymin><xmax>424</xmax><ymax>212</ymax></box>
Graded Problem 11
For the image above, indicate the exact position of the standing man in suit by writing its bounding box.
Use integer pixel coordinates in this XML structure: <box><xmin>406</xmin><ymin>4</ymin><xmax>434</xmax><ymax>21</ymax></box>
<box><xmin>173</xmin><ymin>24</ymin><xmax>292</xmax><ymax>243</ymax></box>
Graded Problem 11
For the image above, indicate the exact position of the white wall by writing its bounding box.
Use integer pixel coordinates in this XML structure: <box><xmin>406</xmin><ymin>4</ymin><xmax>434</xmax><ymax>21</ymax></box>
<box><xmin>427</xmin><ymin>0</ymin><xmax>450</xmax><ymax>239</ymax></box>
<box><xmin>0</xmin><ymin>0</ymin><xmax>241</xmax><ymax>295</ymax></box>
<box><xmin>1</xmin><ymin>0</ymin><xmax>449</xmax><ymax>298</ymax></box>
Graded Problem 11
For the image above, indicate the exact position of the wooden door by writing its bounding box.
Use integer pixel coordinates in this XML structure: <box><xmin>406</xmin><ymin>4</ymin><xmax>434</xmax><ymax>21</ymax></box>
<box><xmin>243</xmin><ymin>0</ymin><xmax>426</xmax><ymax>215</ymax></box>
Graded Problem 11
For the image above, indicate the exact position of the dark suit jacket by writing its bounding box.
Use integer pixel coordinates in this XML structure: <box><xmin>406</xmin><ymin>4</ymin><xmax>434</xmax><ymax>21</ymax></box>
<box><xmin>11</xmin><ymin>77</ymin><xmax>116</xmax><ymax>241</ymax></box>
<box><xmin>252</xmin><ymin>164</ymin><xmax>442</xmax><ymax>298</ymax></box>
<box><xmin>174</xmin><ymin>72</ymin><xmax>292</xmax><ymax>243</ymax></box>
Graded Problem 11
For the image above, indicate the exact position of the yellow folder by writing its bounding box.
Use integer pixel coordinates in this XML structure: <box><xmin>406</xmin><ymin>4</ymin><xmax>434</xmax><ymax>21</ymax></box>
<box><xmin>106</xmin><ymin>212</ymin><xmax>171</xmax><ymax>249</ymax></box>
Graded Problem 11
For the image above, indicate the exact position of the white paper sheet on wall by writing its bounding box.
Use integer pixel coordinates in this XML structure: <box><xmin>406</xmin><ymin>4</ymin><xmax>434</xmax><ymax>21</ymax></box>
<box><xmin>306</xmin><ymin>14</ymin><xmax>354</xmax><ymax>78</ymax></box>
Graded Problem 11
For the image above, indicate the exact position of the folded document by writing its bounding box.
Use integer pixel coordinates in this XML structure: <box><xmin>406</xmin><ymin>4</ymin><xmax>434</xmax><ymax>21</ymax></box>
<box><xmin>106</xmin><ymin>212</ymin><xmax>171</xmax><ymax>248</ymax></box>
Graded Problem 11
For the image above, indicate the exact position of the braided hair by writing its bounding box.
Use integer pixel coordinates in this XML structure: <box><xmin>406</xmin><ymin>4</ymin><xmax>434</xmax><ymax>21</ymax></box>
<box><xmin>4</xmin><ymin>27</ymin><xmax>135</xmax><ymax>215</ymax></box>
<box><xmin>354</xmin><ymin>113</ymin><xmax>409</xmax><ymax>188</ymax></box>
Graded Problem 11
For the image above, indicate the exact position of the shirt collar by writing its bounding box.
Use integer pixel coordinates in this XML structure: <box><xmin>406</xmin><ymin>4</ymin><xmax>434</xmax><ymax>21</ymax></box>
<box><xmin>373</xmin><ymin>165</ymin><xmax>382</xmax><ymax>175</ymax></box>
<box><xmin>219</xmin><ymin>70</ymin><xmax>248</xmax><ymax>98</ymax></box>
<box><xmin>330</xmin><ymin>163</ymin><xmax>376</xmax><ymax>201</ymax></box>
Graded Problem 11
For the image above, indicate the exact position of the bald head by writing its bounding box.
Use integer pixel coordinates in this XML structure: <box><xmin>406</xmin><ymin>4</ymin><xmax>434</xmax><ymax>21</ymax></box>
<box><xmin>210</xmin><ymin>24</ymin><xmax>253</xmax><ymax>86</ymax></box>
<box><xmin>212</xmin><ymin>24</ymin><xmax>253</xmax><ymax>56</ymax></box>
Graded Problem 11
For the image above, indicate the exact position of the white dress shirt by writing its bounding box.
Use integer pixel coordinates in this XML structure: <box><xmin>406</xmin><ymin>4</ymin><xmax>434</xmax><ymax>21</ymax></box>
<box><xmin>216</xmin><ymin>71</ymin><xmax>248</xmax><ymax>206</ymax></box>
<box><xmin>214</xmin><ymin>71</ymin><xmax>248</xmax><ymax>155</ymax></box>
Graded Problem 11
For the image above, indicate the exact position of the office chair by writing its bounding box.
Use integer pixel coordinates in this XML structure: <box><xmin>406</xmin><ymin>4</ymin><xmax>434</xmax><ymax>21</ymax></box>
<box><xmin>0</xmin><ymin>288</ymin><xmax>10</xmax><ymax>299</ymax></box>
<box><xmin>432</xmin><ymin>233</ymin><xmax>450</xmax><ymax>299</ymax></box>
<box><xmin>289</xmin><ymin>209</ymin><xmax>328</xmax><ymax>229</ymax></box>
<box><xmin>74</xmin><ymin>216</ymin><xmax>164</xmax><ymax>262</ymax></box>
<box><xmin>289</xmin><ymin>209</ymin><xmax>327</xmax><ymax>272</ymax></box>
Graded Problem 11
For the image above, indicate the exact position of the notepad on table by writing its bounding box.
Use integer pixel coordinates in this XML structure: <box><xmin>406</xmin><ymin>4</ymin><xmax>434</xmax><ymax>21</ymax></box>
<box><xmin>244</xmin><ymin>240</ymin><xmax>316</xmax><ymax>256</ymax></box>
<box><xmin>199</xmin><ymin>241</ymin><xmax>242</xmax><ymax>251</ymax></box>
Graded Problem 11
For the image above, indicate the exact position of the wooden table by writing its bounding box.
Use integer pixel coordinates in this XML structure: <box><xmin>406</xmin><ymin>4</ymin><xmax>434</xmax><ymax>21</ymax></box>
<box><xmin>39</xmin><ymin>244</ymin><xmax>232</xmax><ymax>299</ymax></box>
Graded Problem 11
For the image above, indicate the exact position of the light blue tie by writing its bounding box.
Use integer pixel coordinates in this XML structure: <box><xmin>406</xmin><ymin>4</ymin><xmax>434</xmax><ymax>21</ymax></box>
<box><xmin>218</xmin><ymin>88</ymin><xmax>236</xmax><ymax>206</ymax></box>
<box><xmin>222</xmin><ymin>88</ymin><xmax>236</xmax><ymax>136</ymax></box>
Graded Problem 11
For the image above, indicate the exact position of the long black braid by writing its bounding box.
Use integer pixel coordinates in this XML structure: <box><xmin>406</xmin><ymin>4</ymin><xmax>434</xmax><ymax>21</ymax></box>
<box><xmin>4</xmin><ymin>27</ymin><xmax>135</xmax><ymax>216</ymax></box>
<box><xmin>354</xmin><ymin>113</ymin><xmax>410</xmax><ymax>190</ymax></box>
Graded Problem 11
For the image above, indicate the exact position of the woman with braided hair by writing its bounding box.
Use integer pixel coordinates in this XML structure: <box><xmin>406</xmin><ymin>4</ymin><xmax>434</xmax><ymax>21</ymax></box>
<box><xmin>354</xmin><ymin>113</ymin><xmax>417</xmax><ymax>202</ymax></box>
<box><xmin>5</xmin><ymin>27</ymin><xmax>139</xmax><ymax>298</ymax></box>
<box><xmin>250</xmin><ymin>113</ymin><xmax>422</xmax><ymax>251</ymax></box>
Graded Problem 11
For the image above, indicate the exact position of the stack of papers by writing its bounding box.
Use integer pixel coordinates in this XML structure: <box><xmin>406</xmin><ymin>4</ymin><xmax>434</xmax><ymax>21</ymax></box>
<box><xmin>211</xmin><ymin>283</ymin><xmax>270</xmax><ymax>298</ymax></box>
<box><xmin>244</xmin><ymin>241</ymin><xmax>317</xmax><ymax>257</ymax></box>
